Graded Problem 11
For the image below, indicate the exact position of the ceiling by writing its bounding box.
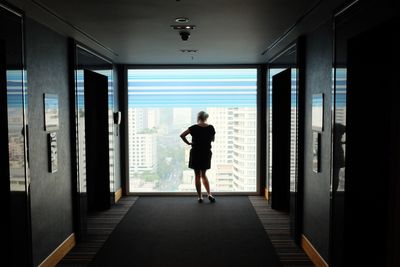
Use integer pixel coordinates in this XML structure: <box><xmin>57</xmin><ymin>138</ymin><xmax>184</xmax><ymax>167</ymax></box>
<box><xmin>32</xmin><ymin>0</ymin><xmax>319</xmax><ymax>64</ymax></box>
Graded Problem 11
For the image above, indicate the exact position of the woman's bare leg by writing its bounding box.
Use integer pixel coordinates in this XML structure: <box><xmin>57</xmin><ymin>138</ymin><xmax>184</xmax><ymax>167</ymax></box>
<box><xmin>200</xmin><ymin>170</ymin><xmax>211</xmax><ymax>195</ymax></box>
<box><xmin>194</xmin><ymin>170</ymin><xmax>202</xmax><ymax>198</ymax></box>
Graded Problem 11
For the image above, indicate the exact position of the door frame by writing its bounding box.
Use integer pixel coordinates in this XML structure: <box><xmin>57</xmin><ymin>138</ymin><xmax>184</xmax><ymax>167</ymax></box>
<box><xmin>69</xmin><ymin>40</ymin><xmax>115</xmax><ymax>239</ymax></box>
<box><xmin>0</xmin><ymin>2</ymin><xmax>32</xmax><ymax>264</ymax></box>
<box><xmin>266</xmin><ymin>38</ymin><xmax>305</xmax><ymax>244</ymax></box>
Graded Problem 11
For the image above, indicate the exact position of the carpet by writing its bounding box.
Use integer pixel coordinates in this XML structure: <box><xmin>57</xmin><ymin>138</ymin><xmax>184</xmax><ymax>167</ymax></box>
<box><xmin>90</xmin><ymin>196</ymin><xmax>282</xmax><ymax>267</ymax></box>
<box><xmin>58</xmin><ymin>196</ymin><xmax>138</xmax><ymax>267</ymax></box>
<box><xmin>249</xmin><ymin>196</ymin><xmax>313</xmax><ymax>267</ymax></box>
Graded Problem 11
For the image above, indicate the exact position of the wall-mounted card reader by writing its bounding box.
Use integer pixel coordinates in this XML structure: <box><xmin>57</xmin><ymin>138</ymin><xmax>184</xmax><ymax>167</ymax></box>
<box><xmin>113</xmin><ymin>111</ymin><xmax>121</xmax><ymax>125</ymax></box>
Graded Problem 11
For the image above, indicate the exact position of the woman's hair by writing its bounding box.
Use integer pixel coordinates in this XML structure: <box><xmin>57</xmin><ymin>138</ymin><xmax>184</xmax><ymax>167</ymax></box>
<box><xmin>197</xmin><ymin>111</ymin><xmax>209</xmax><ymax>122</ymax></box>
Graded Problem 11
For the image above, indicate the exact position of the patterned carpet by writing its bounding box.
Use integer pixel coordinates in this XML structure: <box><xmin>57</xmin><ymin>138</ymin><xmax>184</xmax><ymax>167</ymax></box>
<box><xmin>248</xmin><ymin>196</ymin><xmax>314</xmax><ymax>267</ymax></box>
<box><xmin>58</xmin><ymin>196</ymin><xmax>138</xmax><ymax>267</ymax></box>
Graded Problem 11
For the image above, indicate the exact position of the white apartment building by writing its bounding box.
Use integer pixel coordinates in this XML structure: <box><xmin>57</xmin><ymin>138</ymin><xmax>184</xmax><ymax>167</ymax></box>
<box><xmin>214</xmin><ymin>164</ymin><xmax>234</xmax><ymax>191</ymax></box>
<box><xmin>147</xmin><ymin>109</ymin><xmax>160</xmax><ymax>129</ymax></box>
<box><xmin>178</xmin><ymin>170</ymin><xmax>195</xmax><ymax>192</ymax></box>
<box><xmin>232</xmin><ymin>107</ymin><xmax>257</xmax><ymax>192</ymax></box>
<box><xmin>207</xmin><ymin>107</ymin><xmax>234</xmax><ymax>165</ymax></box>
<box><xmin>173</xmin><ymin>107</ymin><xmax>191</xmax><ymax>128</ymax></box>
<box><xmin>129</xmin><ymin>134</ymin><xmax>157</xmax><ymax>173</ymax></box>
<box><xmin>207</xmin><ymin>107</ymin><xmax>235</xmax><ymax>191</ymax></box>
<box><xmin>128</xmin><ymin>108</ymin><xmax>157</xmax><ymax>176</ymax></box>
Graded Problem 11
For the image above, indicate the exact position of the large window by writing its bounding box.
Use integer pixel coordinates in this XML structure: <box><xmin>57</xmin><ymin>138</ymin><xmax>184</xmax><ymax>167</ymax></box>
<box><xmin>128</xmin><ymin>69</ymin><xmax>257</xmax><ymax>192</ymax></box>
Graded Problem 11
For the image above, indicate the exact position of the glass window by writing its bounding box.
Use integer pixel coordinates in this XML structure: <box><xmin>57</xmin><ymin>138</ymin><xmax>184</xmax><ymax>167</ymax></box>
<box><xmin>128</xmin><ymin>69</ymin><xmax>257</xmax><ymax>192</ymax></box>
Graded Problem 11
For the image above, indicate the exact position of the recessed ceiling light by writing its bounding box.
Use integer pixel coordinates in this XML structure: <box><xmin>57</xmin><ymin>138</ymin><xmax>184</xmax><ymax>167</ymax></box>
<box><xmin>175</xmin><ymin>17</ymin><xmax>189</xmax><ymax>23</ymax></box>
<box><xmin>180</xmin><ymin>49</ymin><xmax>198</xmax><ymax>53</ymax></box>
<box><xmin>171</xmin><ymin>25</ymin><xmax>195</xmax><ymax>30</ymax></box>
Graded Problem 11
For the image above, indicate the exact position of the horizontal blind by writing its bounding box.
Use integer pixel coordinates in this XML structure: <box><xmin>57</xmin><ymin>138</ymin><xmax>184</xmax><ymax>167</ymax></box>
<box><xmin>128</xmin><ymin>69</ymin><xmax>257</xmax><ymax>107</ymax></box>
<box><xmin>6</xmin><ymin>70</ymin><xmax>25</xmax><ymax>108</ymax></box>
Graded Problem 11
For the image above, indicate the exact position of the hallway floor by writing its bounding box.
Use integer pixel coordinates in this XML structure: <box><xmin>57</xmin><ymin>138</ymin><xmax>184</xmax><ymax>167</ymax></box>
<box><xmin>60</xmin><ymin>196</ymin><xmax>313</xmax><ymax>267</ymax></box>
<box><xmin>90</xmin><ymin>196</ymin><xmax>281</xmax><ymax>267</ymax></box>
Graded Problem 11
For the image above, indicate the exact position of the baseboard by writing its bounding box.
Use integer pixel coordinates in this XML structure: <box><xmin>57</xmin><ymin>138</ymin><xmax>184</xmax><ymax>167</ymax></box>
<box><xmin>264</xmin><ymin>187</ymin><xmax>269</xmax><ymax>201</ymax></box>
<box><xmin>115</xmin><ymin>187</ymin><xmax>123</xmax><ymax>203</ymax></box>
<box><xmin>301</xmin><ymin>235</ymin><xmax>328</xmax><ymax>267</ymax></box>
<box><xmin>39</xmin><ymin>233</ymin><xmax>76</xmax><ymax>267</ymax></box>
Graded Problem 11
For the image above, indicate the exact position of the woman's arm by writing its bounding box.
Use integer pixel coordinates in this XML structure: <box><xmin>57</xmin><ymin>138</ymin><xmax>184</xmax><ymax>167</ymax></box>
<box><xmin>180</xmin><ymin>129</ymin><xmax>192</xmax><ymax>145</ymax></box>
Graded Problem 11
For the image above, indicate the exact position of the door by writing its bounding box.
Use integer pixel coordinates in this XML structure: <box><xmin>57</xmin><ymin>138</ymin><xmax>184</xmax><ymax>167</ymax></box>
<box><xmin>84</xmin><ymin>70</ymin><xmax>110</xmax><ymax>211</ymax></box>
<box><xmin>0</xmin><ymin>37</ymin><xmax>10</xmax><ymax>264</ymax></box>
<box><xmin>271</xmin><ymin>68</ymin><xmax>291</xmax><ymax>211</ymax></box>
<box><xmin>344</xmin><ymin>19</ymin><xmax>399</xmax><ymax>266</ymax></box>
<box><xmin>1</xmin><ymin>5</ymin><xmax>31</xmax><ymax>265</ymax></box>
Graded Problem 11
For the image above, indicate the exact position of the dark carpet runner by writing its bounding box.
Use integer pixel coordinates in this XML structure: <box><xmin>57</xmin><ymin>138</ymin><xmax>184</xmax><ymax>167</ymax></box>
<box><xmin>90</xmin><ymin>196</ymin><xmax>282</xmax><ymax>267</ymax></box>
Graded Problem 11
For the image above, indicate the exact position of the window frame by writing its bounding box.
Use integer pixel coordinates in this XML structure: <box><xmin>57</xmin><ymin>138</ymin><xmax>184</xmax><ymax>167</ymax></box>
<box><xmin>122</xmin><ymin>65</ymin><xmax>264</xmax><ymax>196</ymax></box>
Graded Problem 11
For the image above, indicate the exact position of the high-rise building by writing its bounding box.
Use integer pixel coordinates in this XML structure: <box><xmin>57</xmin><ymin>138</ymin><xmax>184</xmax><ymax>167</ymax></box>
<box><xmin>214</xmin><ymin>164</ymin><xmax>234</xmax><ymax>191</ymax></box>
<box><xmin>191</xmin><ymin>107</ymin><xmax>203</xmax><ymax>124</ymax></box>
<box><xmin>178</xmin><ymin>170</ymin><xmax>195</xmax><ymax>192</ymax></box>
<box><xmin>207</xmin><ymin>107</ymin><xmax>234</xmax><ymax>165</ymax></box>
<box><xmin>173</xmin><ymin>107</ymin><xmax>191</xmax><ymax>128</ymax></box>
<box><xmin>147</xmin><ymin>108</ymin><xmax>160</xmax><ymax>129</ymax></box>
<box><xmin>128</xmin><ymin>108</ymin><xmax>157</xmax><ymax>176</ymax></box>
<box><xmin>129</xmin><ymin>134</ymin><xmax>157</xmax><ymax>173</ymax></box>
<box><xmin>207</xmin><ymin>107</ymin><xmax>235</xmax><ymax>191</ymax></box>
<box><xmin>232</xmin><ymin>107</ymin><xmax>257</xmax><ymax>191</ymax></box>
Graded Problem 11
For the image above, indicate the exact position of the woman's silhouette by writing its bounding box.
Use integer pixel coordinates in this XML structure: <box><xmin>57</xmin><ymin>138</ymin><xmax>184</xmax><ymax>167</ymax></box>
<box><xmin>180</xmin><ymin>111</ymin><xmax>216</xmax><ymax>203</ymax></box>
<box><xmin>333</xmin><ymin>123</ymin><xmax>346</xmax><ymax>192</ymax></box>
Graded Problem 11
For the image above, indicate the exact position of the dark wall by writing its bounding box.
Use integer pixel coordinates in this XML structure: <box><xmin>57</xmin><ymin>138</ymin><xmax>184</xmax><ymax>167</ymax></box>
<box><xmin>25</xmin><ymin>18</ymin><xmax>73</xmax><ymax>266</ymax></box>
<box><xmin>113</xmin><ymin>67</ymin><xmax>121</xmax><ymax>191</ymax></box>
<box><xmin>302</xmin><ymin>20</ymin><xmax>332</xmax><ymax>261</ymax></box>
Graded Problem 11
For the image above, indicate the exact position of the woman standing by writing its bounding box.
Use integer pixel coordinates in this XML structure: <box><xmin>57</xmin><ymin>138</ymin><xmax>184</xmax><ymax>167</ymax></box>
<box><xmin>180</xmin><ymin>111</ymin><xmax>216</xmax><ymax>203</ymax></box>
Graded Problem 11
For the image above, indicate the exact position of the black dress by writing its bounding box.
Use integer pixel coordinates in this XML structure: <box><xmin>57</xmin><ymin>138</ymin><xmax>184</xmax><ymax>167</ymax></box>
<box><xmin>188</xmin><ymin>124</ymin><xmax>216</xmax><ymax>170</ymax></box>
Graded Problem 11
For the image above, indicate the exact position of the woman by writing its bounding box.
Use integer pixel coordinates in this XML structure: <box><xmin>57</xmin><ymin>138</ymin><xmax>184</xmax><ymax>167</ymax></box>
<box><xmin>180</xmin><ymin>111</ymin><xmax>216</xmax><ymax>203</ymax></box>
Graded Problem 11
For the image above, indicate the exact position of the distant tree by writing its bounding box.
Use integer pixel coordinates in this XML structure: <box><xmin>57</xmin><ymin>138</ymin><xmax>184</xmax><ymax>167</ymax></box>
<box><xmin>140</xmin><ymin>170</ymin><xmax>159</xmax><ymax>182</ymax></box>
<box><xmin>157</xmin><ymin>140</ymin><xmax>185</xmax><ymax>178</ymax></box>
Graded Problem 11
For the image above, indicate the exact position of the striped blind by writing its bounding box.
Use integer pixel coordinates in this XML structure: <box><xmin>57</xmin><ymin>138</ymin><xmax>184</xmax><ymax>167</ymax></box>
<box><xmin>127</xmin><ymin>69</ymin><xmax>257</xmax><ymax>107</ymax></box>
<box><xmin>6</xmin><ymin>70</ymin><xmax>25</xmax><ymax>108</ymax></box>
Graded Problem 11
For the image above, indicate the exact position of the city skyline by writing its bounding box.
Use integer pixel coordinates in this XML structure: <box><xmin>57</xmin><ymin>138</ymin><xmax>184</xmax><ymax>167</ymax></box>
<box><xmin>128</xmin><ymin>107</ymin><xmax>257</xmax><ymax>192</ymax></box>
